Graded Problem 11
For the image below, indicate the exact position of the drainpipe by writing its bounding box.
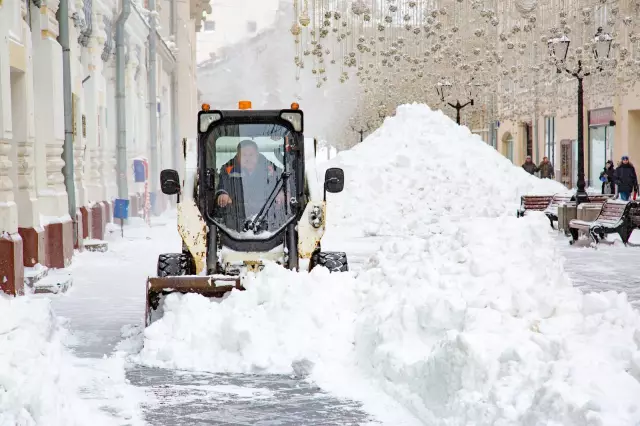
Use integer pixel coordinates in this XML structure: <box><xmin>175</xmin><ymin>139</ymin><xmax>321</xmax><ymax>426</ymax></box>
<box><xmin>170</xmin><ymin>0</ymin><xmax>180</xmax><ymax>174</ymax></box>
<box><xmin>57</xmin><ymin>0</ymin><xmax>77</xmax><ymax>242</ymax></box>
<box><xmin>148</xmin><ymin>0</ymin><xmax>159</xmax><ymax>212</ymax></box>
<box><xmin>533</xmin><ymin>101</ymin><xmax>540</xmax><ymax>164</ymax></box>
<box><xmin>116</xmin><ymin>0</ymin><xmax>131</xmax><ymax>201</ymax></box>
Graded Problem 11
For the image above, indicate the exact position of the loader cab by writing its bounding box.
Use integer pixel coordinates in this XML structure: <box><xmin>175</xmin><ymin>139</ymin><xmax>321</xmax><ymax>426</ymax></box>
<box><xmin>160</xmin><ymin>101</ymin><xmax>345</xmax><ymax>276</ymax></box>
<box><xmin>197</xmin><ymin>102</ymin><xmax>308</xmax><ymax>266</ymax></box>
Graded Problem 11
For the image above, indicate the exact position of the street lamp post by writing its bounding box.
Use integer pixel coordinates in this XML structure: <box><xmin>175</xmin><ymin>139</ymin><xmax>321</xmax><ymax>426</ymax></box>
<box><xmin>436</xmin><ymin>81</ymin><xmax>474</xmax><ymax>125</ymax></box>
<box><xmin>351</xmin><ymin>124</ymin><xmax>370</xmax><ymax>143</ymax></box>
<box><xmin>548</xmin><ymin>28</ymin><xmax>613</xmax><ymax>203</ymax></box>
<box><xmin>448</xmin><ymin>100</ymin><xmax>474</xmax><ymax>125</ymax></box>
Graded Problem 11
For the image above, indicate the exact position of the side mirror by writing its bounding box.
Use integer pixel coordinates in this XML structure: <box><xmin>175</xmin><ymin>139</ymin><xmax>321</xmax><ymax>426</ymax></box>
<box><xmin>324</xmin><ymin>167</ymin><xmax>344</xmax><ymax>198</ymax></box>
<box><xmin>160</xmin><ymin>169</ymin><xmax>181</xmax><ymax>195</ymax></box>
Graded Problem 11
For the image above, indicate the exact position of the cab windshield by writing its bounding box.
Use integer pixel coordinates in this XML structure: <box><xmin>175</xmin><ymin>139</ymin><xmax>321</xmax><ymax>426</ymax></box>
<box><xmin>204</xmin><ymin>123</ymin><xmax>297</xmax><ymax>239</ymax></box>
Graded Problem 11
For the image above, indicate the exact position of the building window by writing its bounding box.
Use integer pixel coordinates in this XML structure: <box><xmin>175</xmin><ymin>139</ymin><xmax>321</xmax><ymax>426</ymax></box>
<box><xmin>204</xmin><ymin>20</ymin><xmax>215</xmax><ymax>31</ymax></box>
<box><xmin>504</xmin><ymin>137</ymin><xmax>514</xmax><ymax>162</ymax></box>
<box><xmin>524</xmin><ymin>122</ymin><xmax>533</xmax><ymax>157</ymax></box>
<box><xmin>544</xmin><ymin>116</ymin><xmax>556</xmax><ymax>167</ymax></box>
<box><xmin>247</xmin><ymin>21</ymin><xmax>257</xmax><ymax>33</ymax></box>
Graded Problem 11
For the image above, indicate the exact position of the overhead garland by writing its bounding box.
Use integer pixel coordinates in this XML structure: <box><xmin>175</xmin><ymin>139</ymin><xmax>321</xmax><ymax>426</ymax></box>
<box><xmin>291</xmin><ymin>0</ymin><xmax>640</xmax><ymax>130</ymax></box>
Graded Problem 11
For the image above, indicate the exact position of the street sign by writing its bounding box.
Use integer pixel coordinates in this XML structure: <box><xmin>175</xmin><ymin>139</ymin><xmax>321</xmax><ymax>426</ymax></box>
<box><xmin>113</xmin><ymin>198</ymin><xmax>130</xmax><ymax>238</ymax></box>
<box><xmin>133</xmin><ymin>159</ymin><xmax>146</xmax><ymax>182</ymax></box>
<box><xmin>113</xmin><ymin>199</ymin><xmax>129</xmax><ymax>220</ymax></box>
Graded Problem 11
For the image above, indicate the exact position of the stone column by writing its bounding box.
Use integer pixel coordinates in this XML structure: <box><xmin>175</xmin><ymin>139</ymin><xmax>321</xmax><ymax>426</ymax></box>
<box><xmin>15</xmin><ymin>14</ymin><xmax>45</xmax><ymax>270</ymax></box>
<box><xmin>82</xmin><ymin>10</ymin><xmax>108</xmax><ymax>239</ymax></box>
<box><xmin>103</xmin><ymin>61</ymin><xmax>118</xmax><ymax>208</ymax></box>
<box><xmin>32</xmin><ymin>0</ymin><xmax>73</xmax><ymax>269</ymax></box>
<box><xmin>67</xmin><ymin>2</ymin><xmax>87</xmax><ymax>246</ymax></box>
<box><xmin>126</xmin><ymin>46</ymin><xmax>140</xmax><ymax>216</ymax></box>
<box><xmin>0</xmin><ymin>2</ymin><xmax>23</xmax><ymax>295</ymax></box>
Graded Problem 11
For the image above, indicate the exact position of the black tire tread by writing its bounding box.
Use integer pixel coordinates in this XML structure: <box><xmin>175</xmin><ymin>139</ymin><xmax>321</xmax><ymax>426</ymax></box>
<box><xmin>312</xmin><ymin>251</ymin><xmax>348</xmax><ymax>272</ymax></box>
<box><xmin>157</xmin><ymin>253</ymin><xmax>194</xmax><ymax>277</ymax></box>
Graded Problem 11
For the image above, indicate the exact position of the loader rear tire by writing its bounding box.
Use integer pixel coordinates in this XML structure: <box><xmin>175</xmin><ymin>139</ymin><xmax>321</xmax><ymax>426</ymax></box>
<box><xmin>311</xmin><ymin>251</ymin><xmax>349</xmax><ymax>273</ymax></box>
<box><xmin>157</xmin><ymin>253</ymin><xmax>194</xmax><ymax>277</ymax></box>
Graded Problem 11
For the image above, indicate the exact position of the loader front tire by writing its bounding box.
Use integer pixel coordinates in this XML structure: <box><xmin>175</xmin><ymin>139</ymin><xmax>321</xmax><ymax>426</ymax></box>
<box><xmin>157</xmin><ymin>252</ymin><xmax>194</xmax><ymax>277</ymax></box>
<box><xmin>311</xmin><ymin>251</ymin><xmax>349</xmax><ymax>273</ymax></box>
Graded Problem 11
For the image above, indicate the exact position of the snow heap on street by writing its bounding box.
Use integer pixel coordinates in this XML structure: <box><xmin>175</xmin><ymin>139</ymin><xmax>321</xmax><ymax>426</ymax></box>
<box><xmin>136</xmin><ymin>104</ymin><xmax>640</xmax><ymax>425</ymax></box>
<box><xmin>324</xmin><ymin>104</ymin><xmax>567</xmax><ymax>237</ymax></box>
<box><xmin>0</xmin><ymin>295</ymin><xmax>142</xmax><ymax>426</ymax></box>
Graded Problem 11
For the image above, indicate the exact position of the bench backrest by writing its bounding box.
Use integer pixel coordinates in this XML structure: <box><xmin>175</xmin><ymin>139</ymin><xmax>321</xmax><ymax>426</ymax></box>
<box><xmin>521</xmin><ymin>195</ymin><xmax>553</xmax><ymax>211</ymax></box>
<box><xmin>594</xmin><ymin>199</ymin><xmax>630</xmax><ymax>227</ymax></box>
<box><xmin>628</xmin><ymin>201</ymin><xmax>640</xmax><ymax>228</ymax></box>
<box><xmin>547</xmin><ymin>194</ymin><xmax>574</xmax><ymax>208</ymax></box>
<box><xmin>587</xmin><ymin>194</ymin><xmax>615</xmax><ymax>203</ymax></box>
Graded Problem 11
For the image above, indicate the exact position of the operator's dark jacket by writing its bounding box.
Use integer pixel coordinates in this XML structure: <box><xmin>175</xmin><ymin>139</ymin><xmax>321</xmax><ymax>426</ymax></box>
<box><xmin>215</xmin><ymin>154</ymin><xmax>282</xmax><ymax>220</ymax></box>
<box><xmin>614</xmin><ymin>162</ymin><xmax>638</xmax><ymax>194</ymax></box>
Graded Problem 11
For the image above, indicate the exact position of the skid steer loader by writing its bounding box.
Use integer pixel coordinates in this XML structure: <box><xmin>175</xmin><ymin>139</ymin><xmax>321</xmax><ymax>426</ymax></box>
<box><xmin>146</xmin><ymin>101</ymin><xmax>348</xmax><ymax>325</ymax></box>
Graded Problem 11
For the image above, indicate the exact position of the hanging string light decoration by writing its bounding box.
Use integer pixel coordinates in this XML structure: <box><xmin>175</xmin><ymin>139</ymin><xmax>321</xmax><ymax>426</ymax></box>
<box><xmin>289</xmin><ymin>0</ymin><xmax>636</xmax><ymax>137</ymax></box>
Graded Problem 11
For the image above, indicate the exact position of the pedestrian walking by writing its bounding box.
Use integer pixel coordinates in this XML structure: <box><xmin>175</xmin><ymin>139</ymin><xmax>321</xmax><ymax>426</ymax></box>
<box><xmin>538</xmin><ymin>156</ymin><xmax>554</xmax><ymax>179</ymax></box>
<box><xmin>613</xmin><ymin>155</ymin><xmax>638</xmax><ymax>201</ymax></box>
<box><xmin>599</xmin><ymin>160</ymin><xmax>615</xmax><ymax>195</ymax></box>
<box><xmin>522</xmin><ymin>155</ymin><xmax>539</xmax><ymax>175</ymax></box>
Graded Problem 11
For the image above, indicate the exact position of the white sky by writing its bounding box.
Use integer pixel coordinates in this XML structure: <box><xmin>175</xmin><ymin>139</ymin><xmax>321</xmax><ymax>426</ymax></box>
<box><xmin>196</xmin><ymin>0</ymin><xmax>281</xmax><ymax>64</ymax></box>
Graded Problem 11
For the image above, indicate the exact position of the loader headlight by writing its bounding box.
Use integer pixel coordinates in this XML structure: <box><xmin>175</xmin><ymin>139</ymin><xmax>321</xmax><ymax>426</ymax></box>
<box><xmin>309</xmin><ymin>205</ymin><xmax>323</xmax><ymax>228</ymax></box>
<box><xmin>199</xmin><ymin>112</ymin><xmax>222</xmax><ymax>133</ymax></box>
<box><xmin>280</xmin><ymin>111</ymin><xmax>303</xmax><ymax>132</ymax></box>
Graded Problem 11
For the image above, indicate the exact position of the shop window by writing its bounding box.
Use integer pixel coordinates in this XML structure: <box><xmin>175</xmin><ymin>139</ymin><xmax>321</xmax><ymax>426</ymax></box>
<box><xmin>544</xmin><ymin>116</ymin><xmax>556</xmax><ymax>167</ymax></box>
<box><xmin>588</xmin><ymin>108</ymin><xmax>614</xmax><ymax>187</ymax></box>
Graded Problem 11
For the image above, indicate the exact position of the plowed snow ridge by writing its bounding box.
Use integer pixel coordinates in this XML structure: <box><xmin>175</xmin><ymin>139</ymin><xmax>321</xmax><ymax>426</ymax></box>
<box><xmin>136</xmin><ymin>104</ymin><xmax>640</xmax><ymax>425</ymax></box>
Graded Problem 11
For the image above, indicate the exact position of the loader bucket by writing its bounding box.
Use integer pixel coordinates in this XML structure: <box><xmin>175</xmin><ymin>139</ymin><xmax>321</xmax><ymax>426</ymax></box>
<box><xmin>145</xmin><ymin>275</ymin><xmax>242</xmax><ymax>326</ymax></box>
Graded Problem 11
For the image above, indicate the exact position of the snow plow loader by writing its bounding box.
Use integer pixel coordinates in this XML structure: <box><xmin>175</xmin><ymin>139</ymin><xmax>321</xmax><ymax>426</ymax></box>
<box><xmin>146</xmin><ymin>101</ymin><xmax>348</xmax><ymax>325</ymax></box>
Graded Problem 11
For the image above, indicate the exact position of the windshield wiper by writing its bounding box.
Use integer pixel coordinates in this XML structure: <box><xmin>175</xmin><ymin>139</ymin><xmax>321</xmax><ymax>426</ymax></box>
<box><xmin>243</xmin><ymin>171</ymin><xmax>290</xmax><ymax>233</ymax></box>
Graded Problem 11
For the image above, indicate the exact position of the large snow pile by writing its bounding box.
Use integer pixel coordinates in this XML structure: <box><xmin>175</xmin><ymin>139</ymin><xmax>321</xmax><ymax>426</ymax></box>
<box><xmin>323</xmin><ymin>104</ymin><xmax>567</xmax><ymax>237</ymax></box>
<box><xmin>0</xmin><ymin>295</ymin><xmax>140</xmax><ymax>426</ymax></box>
<box><xmin>135</xmin><ymin>104</ymin><xmax>640</xmax><ymax>425</ymax></box>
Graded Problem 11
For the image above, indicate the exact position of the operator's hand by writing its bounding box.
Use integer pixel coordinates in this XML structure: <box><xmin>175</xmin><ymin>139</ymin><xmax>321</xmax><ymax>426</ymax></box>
<box><xmin>217</xmin><ymin>193</ymin><xmax>232</xmax><ymax>207</ymax></box>
<box><xmin>275</xmin><ymin>192</ymin><xmax>285</xmax><ymax>205</ymax></box>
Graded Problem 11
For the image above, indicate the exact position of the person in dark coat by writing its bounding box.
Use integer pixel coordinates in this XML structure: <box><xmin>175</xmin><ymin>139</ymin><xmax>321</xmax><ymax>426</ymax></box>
<box><xmin>599</xmin><ymin>160</ymin><xmax>615</xmax><ymax>195</ymax></box>
<box><xmin>613</xmin><ymin>155</ymin><xmax>638</xmax><ymax>201</ymax></box>
<box><xmin>215</xmin><ymin>140</ymin><xmax>285</xmax><ymax>231</ymax></box>
<box><xmin>522</xmin><ymin>155</ymin><xmax>539</xmax><ymax>175</ymax></box>
<box><xmin>538</xmin><ymin>156</ymin><xmax>554</xmax><ymax>179</ymax></box>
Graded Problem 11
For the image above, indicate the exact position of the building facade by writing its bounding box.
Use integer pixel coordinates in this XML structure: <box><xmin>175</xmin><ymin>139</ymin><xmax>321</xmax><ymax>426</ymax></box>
<box><xmin>467</xmin><ymin>2</ymin><xmax>640</xmax><ymax>189</ymax></box>
<box><xmin>0</xmin><ymin>0</ymin><xmax>204</xmax><ymax>296</ymax></box>
<box><xmin>493</xmin><ymin>88</ymin><xmax>640</xmax><ymax>189</ymax></box>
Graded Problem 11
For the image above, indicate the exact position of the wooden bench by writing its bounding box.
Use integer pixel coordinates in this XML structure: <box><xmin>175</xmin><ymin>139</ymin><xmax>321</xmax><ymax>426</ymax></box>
<box><xmin>517</xmin><ymin>195</ymin><xmax>553</xmax><ymax>217</ymax></box>
<box><xmin>543</xmin><ymin>194</ymin><xmax>574</xmax><ymax>228</ymax></box>
<box><xmin>568</xmin><ymin>199</ymin><xmax>639</xmax><ymax>245</ymax></box>
<box><xmin>544</xmin><ymin>193</ymin><xmax>614</xmax><ymax>228</ymax></box>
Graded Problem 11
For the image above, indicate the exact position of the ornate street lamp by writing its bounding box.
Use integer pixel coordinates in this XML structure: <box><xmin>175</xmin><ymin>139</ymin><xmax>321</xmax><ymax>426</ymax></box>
<box><xmin>435</xmin><ymin>81</ymin><xmax>451</xmax><ymax>102</ymax></box>
<box><xmin>593</xmin><ymin>27</ymin><xmax>613</xmax><ymax>60</ymax></box>
<box><xmin>436</xmin><ymin>80</ymin><xmax>473</xmax><ymax>125</ymax></box>
<box><xmin>349</xmin><ymin>115</ymin><xmax>372</xmax><ymax>143</ymax></box>
<box><xmin>548</xmin><ymin>28</ymin><xmax>613</xmax><ymax>203</ymax></box>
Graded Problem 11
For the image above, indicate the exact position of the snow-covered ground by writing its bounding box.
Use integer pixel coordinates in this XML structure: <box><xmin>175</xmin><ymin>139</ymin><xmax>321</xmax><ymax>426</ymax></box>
<box><xmin>4</xmin><ymin>104</ymin><xmax>640</xmax><ymax>425</ymax></box>
<box><xmin>134</xmin><ymin>105</ymin><xmax>640</xmax><ymax>424</ymax></box>
<box><xmin>0</xmin><ymin>296</ymin><xmax>145</xmax><ymax>425</ymax></box>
